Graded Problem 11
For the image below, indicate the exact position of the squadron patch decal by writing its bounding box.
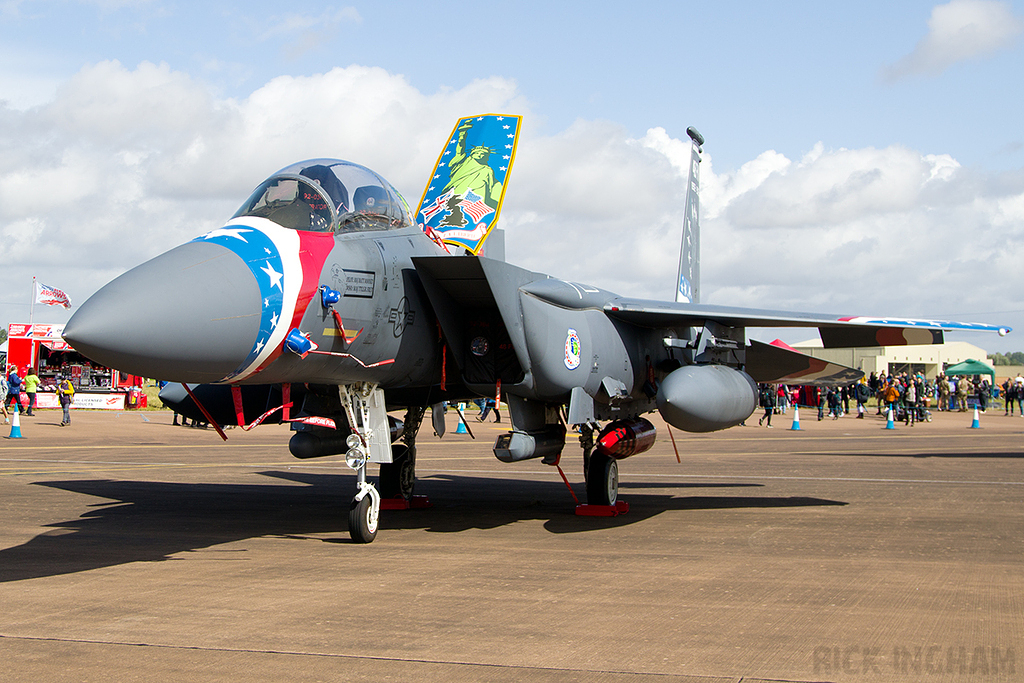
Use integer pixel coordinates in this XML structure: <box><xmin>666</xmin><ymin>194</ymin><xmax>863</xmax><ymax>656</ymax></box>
<box><xmin>564</xmin><ymin>328</ymin><xmax>582</xmax><ymax>370</ymax></box>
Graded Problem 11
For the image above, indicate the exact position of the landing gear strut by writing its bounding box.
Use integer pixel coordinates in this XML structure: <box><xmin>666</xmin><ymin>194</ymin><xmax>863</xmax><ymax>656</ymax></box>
<box><xmin>379</xmin><ymin>444</ymin><xmax>415</xmax><ymax>499</ymax></box>
<box><xmin>339</xmin><ymin>383</ymin><xmax>389</xmax><ymax>543</ymax></box>
<box><xmin>379</xmin><ymin>405</ymin><xmax>424</xmax><ymax>500</ymax></box>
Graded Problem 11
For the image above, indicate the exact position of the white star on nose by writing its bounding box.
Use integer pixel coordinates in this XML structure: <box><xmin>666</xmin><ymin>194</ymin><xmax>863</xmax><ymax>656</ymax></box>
<box><xmin>261</xmin><ymin>261</ymin><xmax>284</xmax><ymax>290</ymax></box>
<box><xmin>203</xmin><ymin>228</ymin><xmax>251</xmax><ymax>242</ymax></box>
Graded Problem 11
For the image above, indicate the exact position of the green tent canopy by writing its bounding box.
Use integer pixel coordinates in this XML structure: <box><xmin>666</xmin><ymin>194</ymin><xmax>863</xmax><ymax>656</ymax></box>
<box><xmin>943</xmin><ymin>359</ymin><xmax>995</xmax><ymax>382</ymax></box>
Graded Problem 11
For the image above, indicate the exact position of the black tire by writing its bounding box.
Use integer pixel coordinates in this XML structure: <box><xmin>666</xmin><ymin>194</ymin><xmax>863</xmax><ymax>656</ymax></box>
<box><xmin>378</xmin><ymin>445</ymin><xmax>415</xmax><ymax>499</ymax></box>
<box><xmin>348</xmin><ymin>495</ymin><xmax>378</xmax><ymax>543</ymax></box>
<box><xmin>586</xmin><ymin>453</ymin><xmax>618</xmax><ymax>506</ymax></box>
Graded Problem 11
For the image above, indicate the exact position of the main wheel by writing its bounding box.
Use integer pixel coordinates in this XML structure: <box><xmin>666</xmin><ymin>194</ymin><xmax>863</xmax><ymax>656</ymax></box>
<box><xmin>378</xmin><ymin>445</ymin><xmax>415</xmax><ymax>499</ymax></box>
<box><xmin>348</xmin><ymin>495</ymin><xmax>378</xmax><ymax>543</ymax></box>
<box><xmin>586</xmin><ymin>453</ymin><xmax>618</xmax><ymax>506</ymax></box>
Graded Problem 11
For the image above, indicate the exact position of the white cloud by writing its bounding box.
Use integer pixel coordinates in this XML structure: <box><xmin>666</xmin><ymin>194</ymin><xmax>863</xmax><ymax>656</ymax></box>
<box><xmin>1</xmin><ymin>60</ymin><xmax>1020</xmax><ymax>346</ymax></box>
<box><xmin>882</xmin><ymin>0</ymin><xmax>1024</xmax><ymax>81</ymax></box>
<box><xmin>506</xmin><ymin>129</ymin><xmax>1024</xmax><ymax>341</ymax></box>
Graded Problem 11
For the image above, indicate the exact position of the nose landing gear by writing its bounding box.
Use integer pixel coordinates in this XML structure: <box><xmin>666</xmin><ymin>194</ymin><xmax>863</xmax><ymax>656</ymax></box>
<box><xmin>339</xmin><ymin>382</ymin><xmax>389</xmax><ymax>543</ymax></box>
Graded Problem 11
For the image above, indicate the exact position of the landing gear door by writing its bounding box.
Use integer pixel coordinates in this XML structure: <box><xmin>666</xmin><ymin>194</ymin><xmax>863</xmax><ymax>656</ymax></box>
<box><xmin>365</xmin><ymin>386</ymin><xmax>392</xmax><ymax>464</ymax></box>
<box><xmin>339</xmin><ymin>383</ymin><xmax>393</xmax><ymax>465</ymax></box>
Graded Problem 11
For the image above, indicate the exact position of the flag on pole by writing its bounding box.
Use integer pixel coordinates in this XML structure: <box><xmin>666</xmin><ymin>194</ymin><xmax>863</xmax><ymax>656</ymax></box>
<box><xmin>35</xmin><ymin>282</ymin><xmax>71</xmax><ymax>309</ymax></box>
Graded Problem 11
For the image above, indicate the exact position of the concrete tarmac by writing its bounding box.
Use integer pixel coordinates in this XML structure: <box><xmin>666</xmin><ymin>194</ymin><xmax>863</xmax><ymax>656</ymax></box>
<box><xmin>0</xmin><ymin>405</ymin><xmax>1020</xmax><ymax>682</ymax></box>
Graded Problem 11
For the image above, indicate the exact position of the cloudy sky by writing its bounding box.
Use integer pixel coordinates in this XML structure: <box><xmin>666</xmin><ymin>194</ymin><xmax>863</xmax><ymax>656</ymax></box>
<box><xmin>1</xmin><ymin>0</ymin><xmax>1022</xmax><ymax>352</ymax></box>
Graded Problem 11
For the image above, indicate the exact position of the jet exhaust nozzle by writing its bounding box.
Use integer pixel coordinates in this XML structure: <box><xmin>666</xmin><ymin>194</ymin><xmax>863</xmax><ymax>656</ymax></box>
<box><xmin>656</xmin><ymin>365</ymin><xmax>757</xmax><ymax>433</ymax></box>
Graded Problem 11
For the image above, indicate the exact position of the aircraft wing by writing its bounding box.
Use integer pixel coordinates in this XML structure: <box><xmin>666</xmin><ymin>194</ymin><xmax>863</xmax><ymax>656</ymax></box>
<box><xmin>744</xmin><ymin>340</ymin><xmax>863</xmax><ymax>385</ymax></box>
<box><xmin>602</xmin><ymin>298</ymin><xmax>1010</xmax><ymax>347</ymax></box>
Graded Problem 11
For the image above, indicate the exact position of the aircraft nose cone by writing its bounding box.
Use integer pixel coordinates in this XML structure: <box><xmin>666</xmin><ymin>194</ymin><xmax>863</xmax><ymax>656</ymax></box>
<box><xmin>64</xmin><ymin>241</ymin><xmax>262</xmax><ymax>383</ymax></box>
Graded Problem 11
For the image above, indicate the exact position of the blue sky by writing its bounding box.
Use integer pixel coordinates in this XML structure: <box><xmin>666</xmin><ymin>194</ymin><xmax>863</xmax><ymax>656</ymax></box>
<box><xmin>4</xmin><ymin>1</ymin><xmax>1021</xmax><ymax>170</ymax></box>
<box><xmin>1</xmin><ymin>0</ymin><xmax>1022</xmax><ymax>351</ymax></box>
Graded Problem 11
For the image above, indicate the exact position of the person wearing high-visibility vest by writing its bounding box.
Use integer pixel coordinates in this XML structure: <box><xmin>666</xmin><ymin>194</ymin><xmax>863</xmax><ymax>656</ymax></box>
<box><xmin>57</xmin><ymin>377</ymin><xmax>75</xmax><ymax>426</ymax></box>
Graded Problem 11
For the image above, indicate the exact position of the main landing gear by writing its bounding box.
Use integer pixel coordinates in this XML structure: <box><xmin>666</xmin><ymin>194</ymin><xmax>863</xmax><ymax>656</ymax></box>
<box><xmin>378</xmin><ymin>405</ymin><xmax>424</xmax><ymax>501</ymax></box>
<box><xmin>572</xmin><ymin>421</ymin><xmax>628</xmax><ymax>516</ymax></box>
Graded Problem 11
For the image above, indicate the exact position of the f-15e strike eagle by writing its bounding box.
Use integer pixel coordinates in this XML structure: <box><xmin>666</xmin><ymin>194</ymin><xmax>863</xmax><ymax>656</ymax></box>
<box><xmin>63</xmin><ymin>115</ymin><xmax>1010</xmax><ymax>542</ymax></box>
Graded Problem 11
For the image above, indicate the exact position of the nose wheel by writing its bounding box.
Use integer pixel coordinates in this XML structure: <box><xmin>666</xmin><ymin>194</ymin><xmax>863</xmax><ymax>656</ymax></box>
<box><xmin>349</xmin><ymin>476</ymin><xmax>380</xmax><ymax>544</ymax></box>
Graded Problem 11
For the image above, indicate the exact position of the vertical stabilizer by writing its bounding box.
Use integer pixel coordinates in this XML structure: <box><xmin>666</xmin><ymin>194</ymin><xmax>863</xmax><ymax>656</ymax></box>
<box><xmin>416</xmin><ymin>114</ymin><xmax>522</xmax><ymax>255</ymax></box>
<box><xmin>675</xmin><ymin>127</ymin><xmax>703</xmax><ymax>303</ymax></box>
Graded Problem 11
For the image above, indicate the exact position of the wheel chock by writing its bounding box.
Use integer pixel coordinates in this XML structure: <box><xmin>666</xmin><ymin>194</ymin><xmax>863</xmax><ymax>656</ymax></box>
<box><xmin>575</xmin><ymin>500</ymin><xmax>629</xmax><ymax>517</ymax></box>
<box><xmin>379</xmin><ymin>495</ymin><xmax>432</xmax><ymax>510</ymax></box>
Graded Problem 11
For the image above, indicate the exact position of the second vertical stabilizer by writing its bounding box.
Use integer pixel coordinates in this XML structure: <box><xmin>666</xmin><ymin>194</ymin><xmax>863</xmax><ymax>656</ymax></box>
<box><xmin>675</xmin><ymin>127</ymin><xmax>703</xmax><ymax>304</ymax></box>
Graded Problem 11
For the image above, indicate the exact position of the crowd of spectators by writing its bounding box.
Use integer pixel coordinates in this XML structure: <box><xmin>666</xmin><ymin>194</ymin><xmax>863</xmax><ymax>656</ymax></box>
<box><xmin>754</xmin><ymin>370</ymin><xmax>1024</xmax><ymax>427</ymax></box>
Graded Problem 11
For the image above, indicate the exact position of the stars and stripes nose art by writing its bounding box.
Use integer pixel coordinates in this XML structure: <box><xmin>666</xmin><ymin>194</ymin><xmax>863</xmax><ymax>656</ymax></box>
<box><xmin>192</xmin><ymin>217</ymin><xmax>334</xmax><ymax>382</ymax></box>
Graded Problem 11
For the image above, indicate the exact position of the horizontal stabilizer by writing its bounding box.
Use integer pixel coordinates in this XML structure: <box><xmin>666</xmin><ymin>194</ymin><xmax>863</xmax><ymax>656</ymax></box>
<box><xmin>745</xmin><ymin>340</ymin><xmax>863</xmax><ymax>386</ymax></box>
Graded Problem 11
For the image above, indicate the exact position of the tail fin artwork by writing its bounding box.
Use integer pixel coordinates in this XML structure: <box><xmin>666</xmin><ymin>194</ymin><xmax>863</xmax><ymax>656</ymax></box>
<box><xmin>675</xmin><ymin>126</ymin><xmax>703</xmax><ymax>304</ymax></box>
<box><xmin>416</xmin><ymin>114</ymin><xmax>522</xmax><ymax>255</ymax></box>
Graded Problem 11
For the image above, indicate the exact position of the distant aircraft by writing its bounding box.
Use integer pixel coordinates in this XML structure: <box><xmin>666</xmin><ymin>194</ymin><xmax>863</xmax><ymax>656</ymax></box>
<box><xmin>63</xmin><ymin>116</ymin><xmax>1010</xmax><ymax>542</ymax></box>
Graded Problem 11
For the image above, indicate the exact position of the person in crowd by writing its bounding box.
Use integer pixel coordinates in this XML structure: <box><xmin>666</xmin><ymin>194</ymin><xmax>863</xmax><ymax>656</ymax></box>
<box><xmin>875</xmin><ymin>373</ymin><xmax>889</xmax><ymax>415</ymax></box>
<box><xmin>855</xmin><ymin>379</ymin><xmax>870</xmax><ymax>418</ymax></box>
<box><xmin>57</xmin><ymin>375</ymin><xmax>75</xmax><ymax>426</ymax></box>
<box><xmin>1003</xmin><ymin>378</ymin><xmax>1015</xmax><ymax>416</ymax></box>
<box><xmin>955</xmin><ymin>377</ymin><xmax>969</xmax><ymax>412</ymax></box>
<box><xmin>882</xmin><ymin>379</ymin><xmax>901</xmax><ymax>419</ymax></box>
<box><xmin>776</xmin><ymin>384</ymin><xmax>788</xmax><ymax>415</ymax></box>
<box><xmin>904</xmin><ymin>378</ymin><xmax>918</xmax><ymax>426</ymax></box>
<box><xmin>979</xmin><ymin>378</ymin><xmax>991</xmax><ymax>412</ymax></box>
<box><xmin>920</xmin><ymin>377</ymin><xmax>933</xmax><ymax>422</ymax></box>
<box><xmin>6</xmin><ymin>366</ymin><xmax>22</xmax><ymax>413</ymax></box>
<box><xmin>0</xmin><ymin>371</ymin><xmax>8</xmax><ymax>424</ymax></box>
<box><xmin>477</xmin><ymin>397</ymin><xmax>501</xmax><ymax>423</ymax></box>
<box><xmin>827</xmin><ymin>387</ymin><xmax>842</xmax><ymax>419</ymax></box>
<box><xmin>23</xmin><ymin>368</ymin><xmax>40</xmax><ymax>417</ymax></box>
<box><xmin>758</xmin><ymin>383</ymin><xmax>776</xmax><ymax>427</ymax></box>
<box><xmin>936</xmin><ymin>375</ymin><xmax>950</xmax><ymax>411</ymax></box>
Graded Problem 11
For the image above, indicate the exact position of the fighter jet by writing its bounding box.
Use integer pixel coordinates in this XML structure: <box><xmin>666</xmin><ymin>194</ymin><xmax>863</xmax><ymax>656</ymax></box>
<box><xmin>64</xmin><ymin>115</ymin><xmax>1010</xmax><ymax>542</ymax></box>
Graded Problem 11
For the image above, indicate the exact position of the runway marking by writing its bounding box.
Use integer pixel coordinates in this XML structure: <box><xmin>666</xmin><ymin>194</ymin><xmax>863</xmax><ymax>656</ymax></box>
<box><xmin>420</xmin><ymin>468</ymin><xmax>1024</xmax><ymax>487</ymax></box>
<box><xmin>2</xmin><ymin>455</ymin><xmax>1021</xmax><ymax>487</ymax></box>
<box><xmin>0</xmin><ymin>444</ymin><xmax>281</xmax><ymax>452</ymax></box>
<box><xmin>0</xmin><ymin>633</ymin><xmax>684</xmax><ymax>680</ymax></box>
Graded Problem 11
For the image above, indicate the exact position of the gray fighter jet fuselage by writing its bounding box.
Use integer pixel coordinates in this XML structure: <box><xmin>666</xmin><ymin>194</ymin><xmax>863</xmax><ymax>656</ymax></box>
<box><xmin>63</xmin><ymin>127</ymin><xmax>1010</xmax><ymax>543</ymax></box>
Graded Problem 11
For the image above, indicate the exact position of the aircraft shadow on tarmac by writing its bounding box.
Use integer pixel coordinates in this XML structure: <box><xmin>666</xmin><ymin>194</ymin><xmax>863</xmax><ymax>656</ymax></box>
<box><xmin>0</xmin><ymin>472</ymin><xmax>845</xmax><ymax>582</ymax></box>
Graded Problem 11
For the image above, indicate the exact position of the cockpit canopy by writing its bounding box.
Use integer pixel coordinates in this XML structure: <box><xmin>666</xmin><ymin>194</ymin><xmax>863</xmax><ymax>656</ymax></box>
<box><xmin>232</xmin><ymin>159</ymin><xmax>414</xmax><ymax>234</ymax></box>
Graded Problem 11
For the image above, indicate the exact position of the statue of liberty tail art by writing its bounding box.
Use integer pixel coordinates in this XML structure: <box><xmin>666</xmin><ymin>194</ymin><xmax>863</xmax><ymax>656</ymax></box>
<box><xmin>416</xmin><ymin>114</ymin><xmax>522</xmax><ymax>254</ymax></box>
